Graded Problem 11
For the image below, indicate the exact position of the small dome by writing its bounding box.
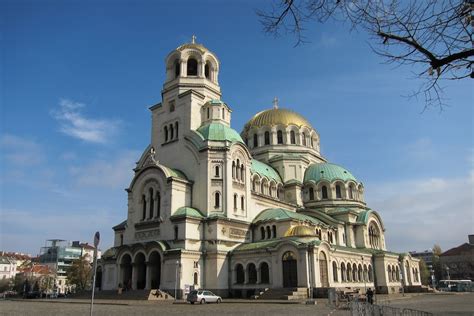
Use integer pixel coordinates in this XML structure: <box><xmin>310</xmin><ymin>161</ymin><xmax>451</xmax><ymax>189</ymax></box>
<box><xmin>284</xmin><ymin>225</ymin><xmax>316</xmax><ymax>237</ymax></box>
<box><xmin>242</xmin><ymin>108</ymin><xmax>313</xmax><ymax>136</ymax></box>
<box><xmin>196</xmin><ymin>122</ymin><xmax>244</xmax><ymax>144</ymax></box>
<box><xmin>304</xmin><ymin>163</ymin><xmax>357</xmax><ymax>183</ymax></box>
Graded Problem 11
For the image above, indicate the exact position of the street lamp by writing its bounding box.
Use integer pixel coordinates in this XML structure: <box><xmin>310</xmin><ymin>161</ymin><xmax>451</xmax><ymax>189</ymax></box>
<box><xmin>174</xmin><ymin>260</ymin><xmax>180</xmax><ymax>301</ymax></box>
<box><xmin>428</xmin><ymin>265</ymin><xmax>435</xmax><ymax>289</ymax></box>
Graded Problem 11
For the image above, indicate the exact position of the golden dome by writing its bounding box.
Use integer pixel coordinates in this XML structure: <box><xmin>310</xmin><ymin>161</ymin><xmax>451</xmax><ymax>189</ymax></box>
<box><xmin>284</xmin><ymin>225</ymin><xmax>316</xmax><ymax>237</ymax></box>
<box><xmin>242</xmin><ymin>108</ymin><xmax>313</xmax><ymax>135</ymax></box>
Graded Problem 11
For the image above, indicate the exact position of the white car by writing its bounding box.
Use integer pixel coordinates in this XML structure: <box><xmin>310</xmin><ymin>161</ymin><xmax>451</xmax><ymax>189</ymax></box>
<box><xmin>187</xmin><ymin>290</ymin><xmax>222</xmax><ymax>304</ymax></box>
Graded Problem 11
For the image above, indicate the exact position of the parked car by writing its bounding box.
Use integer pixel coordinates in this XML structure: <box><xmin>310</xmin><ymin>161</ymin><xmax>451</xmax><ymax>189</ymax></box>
<box><xmin>187</xmin><ymin>290</ymin><xmax>222</xmax><ymax>304</ymax></box>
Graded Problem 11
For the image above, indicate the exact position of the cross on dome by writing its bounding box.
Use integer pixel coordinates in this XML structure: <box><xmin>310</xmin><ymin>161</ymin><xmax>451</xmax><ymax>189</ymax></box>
<box><xmin>191</xmin><ymin>35</ymin><xmax>196</xmax><ymax>44</ymax></box>
<box><xmin>273</xmin><ymin>97</ymin><xmax>279</xmax><ymax>109</ymax></box>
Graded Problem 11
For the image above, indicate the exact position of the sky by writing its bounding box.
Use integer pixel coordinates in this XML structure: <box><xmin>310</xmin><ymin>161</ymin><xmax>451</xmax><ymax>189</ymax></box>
<box><xmin>1</xmin><ymin>0</ymin><xmax>473</xmax><ymax>256</ymax></box>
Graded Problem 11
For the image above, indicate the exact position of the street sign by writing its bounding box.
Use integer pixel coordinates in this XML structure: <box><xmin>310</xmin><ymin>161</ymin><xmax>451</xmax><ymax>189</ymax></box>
<box><xmin>94</xmin><ymin>231</ymin><xmax>100</xmax><ymax>247</ymax></box>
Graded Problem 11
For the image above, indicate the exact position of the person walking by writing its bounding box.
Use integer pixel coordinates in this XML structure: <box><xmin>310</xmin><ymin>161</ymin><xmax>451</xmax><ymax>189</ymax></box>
<box><xmin>366</xmin><ymin>288</ymin><xmax>374</xmax><ymax>304</ymax></box>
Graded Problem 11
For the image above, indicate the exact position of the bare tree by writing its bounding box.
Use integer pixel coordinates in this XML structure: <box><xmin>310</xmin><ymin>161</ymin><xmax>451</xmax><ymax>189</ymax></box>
<box><xmin>257</xmin><ymin>0</ymin><xmax>473</xmax><ymax>109</ymax></box>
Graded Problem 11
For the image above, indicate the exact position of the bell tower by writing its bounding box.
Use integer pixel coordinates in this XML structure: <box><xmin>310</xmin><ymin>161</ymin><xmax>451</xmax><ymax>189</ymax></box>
<box><xmin>149</xmin><ymin>37</ymin><xmax>224</xmax><ymax>170</ymax></box>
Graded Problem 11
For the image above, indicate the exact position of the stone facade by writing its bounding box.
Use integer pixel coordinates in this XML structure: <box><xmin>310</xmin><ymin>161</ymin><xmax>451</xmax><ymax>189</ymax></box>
<box><xmin>100</xmin><ymin>39</ymin><xmax>421</xmax><ymax>298</ymax></box>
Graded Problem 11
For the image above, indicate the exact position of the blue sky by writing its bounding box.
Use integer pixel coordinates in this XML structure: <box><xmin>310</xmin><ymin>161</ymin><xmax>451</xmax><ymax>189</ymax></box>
<box><xmin>1</xmin><ymin>0</ymin><xmax>472</xmax><ymax>255</ymax></box>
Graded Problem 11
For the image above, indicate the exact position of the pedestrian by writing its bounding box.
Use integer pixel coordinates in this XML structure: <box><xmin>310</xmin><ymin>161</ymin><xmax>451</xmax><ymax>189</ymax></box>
<box><xmin>366</xmin><ymin>288</ymin><xmax>374</xmax><ymax>304</ymax></box>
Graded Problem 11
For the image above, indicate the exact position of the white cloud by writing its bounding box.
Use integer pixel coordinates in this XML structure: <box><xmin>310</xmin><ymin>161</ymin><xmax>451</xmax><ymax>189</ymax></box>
<box><xmin>0</xmin><ymin>134</ymin><xmax>44</xmax><ymax>165</ymax></box>
<box><xmin>51</xmin><ymin>99</ymin><xmax>121</xmax><ymax>144</ymax></box>
<box><xmin>405</xmin><ymin>137</ymin><xmax>436</xmax><ymax>162</ymax></box>
<box><xmin>365</xmin><ymin>170</ymin><xmax>474</xmax><ymax>253</ymax></box>
<box><xmin>69</xmin><ymin>150</ymin><xmax>139</xmax><ymax>189</ymax></box>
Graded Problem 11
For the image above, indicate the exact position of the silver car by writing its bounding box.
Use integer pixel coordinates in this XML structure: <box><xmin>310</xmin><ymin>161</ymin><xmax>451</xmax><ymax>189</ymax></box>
<box><xmin>187</xmin><ymin>290</ymin><xmax>222</xmax><ymax>304</ymax></box>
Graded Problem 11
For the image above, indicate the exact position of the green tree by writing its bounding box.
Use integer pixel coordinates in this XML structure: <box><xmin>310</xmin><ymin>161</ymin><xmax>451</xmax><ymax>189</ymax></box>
<box><xmin>66</xmin><ymin>255</ymin><xmax>92</xmax><ymax>291</ymax></box>
<box><xmin>432</xmin><ymin>244</ymin><xmax>443</xmax><ymax>283</ymax></box>
<box><xmin>419</xmin><ymin>259</ymin><xmax>431</xmax><ymax>285</ymax></box>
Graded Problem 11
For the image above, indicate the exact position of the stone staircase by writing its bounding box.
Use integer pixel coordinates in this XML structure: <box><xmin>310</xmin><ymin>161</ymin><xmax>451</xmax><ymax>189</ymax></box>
<box><xmin>68</xmin><ymin>289</ymin><xmax>174</xmax><ymax>301</ymax></box>
<box><xmin>257</xmin><ymin>288</ymin><xmax>308</xmax><ymax>300</ymax></box>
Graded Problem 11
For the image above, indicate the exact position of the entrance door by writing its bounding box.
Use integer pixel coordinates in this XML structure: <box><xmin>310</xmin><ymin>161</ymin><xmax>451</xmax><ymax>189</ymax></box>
<box><xmin>282</xmin><ymin>251</ymin><xmax>298</xmax><ymax>288</ymax></box>
<box><xmin>319</xmin><ymin>252</ymin><xmax>329</xmax><ymax>287</ymax></box>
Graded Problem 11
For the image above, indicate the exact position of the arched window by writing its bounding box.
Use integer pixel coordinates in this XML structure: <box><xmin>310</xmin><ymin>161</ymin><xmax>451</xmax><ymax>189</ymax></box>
<box><xmin>253</xmin><ymin>134</ymin><xmax>258</xmax><ymax>147</ymax></box>
<box><xmin>336</xmin><ymin>185</ymin><xmax>342</xmax><ymax>198</ymax></box>
<box><xmin>266</xmin><ymin>226</ymin><xmax>271</xmax><ymax>239</ymax></box>
<box><xmin>260</xmin><ymin>262</ymin><xmax>269</xmax><ymax>284</ymax></box>
<box><xmin>164</xmin><ymin>126</ymin><xmax>168</xmax><ymax>142</ymax></box>
<box><xmin>214</xmin><ymin>192</ymin><xmax>220</xmax><ymax>208</ymax></box>
<box><xmin>241</xmin><ymin>196</ymin><xmax>244</xmax><ymax>210</ymax></box>
<box><xmin>364</xmin><ymin>265</ymin><xmax>368</xmax><ymax>282</ymax></box>
<box><xmin>368</xmin><ymin>265</ymin><xmax>373</xmax><ymax>282</ymax></box>
<box><xmin>236</xmin><ymin>159</ymin><xmax>240</xmax><ymax>180</ymax></box>
<box><xmin>309</xmin><ymin>187</ymin><xmax>314</xmax><ymax>200</ymax></box>
<box><xmin>260</xmin><ymin>182</ymin><xmax>265</xmax><ymax>194</ymax></box>
<box><xmin>321</xmin><ymin>186</ymin><xmax>328</xmax><ymax>199</ymax></box>
<box><xmin>174</xmin><ymin>59</ymin><xmax>180</xmax><ymax>77</ymax></box>
<box><xmin>222</xmin><ymin>109</ymin><xmax>225</xmax><ymax>119</ymax></box>
<box><xmin>187</xmin><ymin>58</ymin><xmax>198</xmax><ymax>76</ymax></box>
<box><xmin>352</xmin><ymin>263</ymin><xmax>357</xmax><ymax>281</ymax></box>
<box><xmin>215</xmin><ymin>165</ymin><xmax>220</xmax><ymax>177</ymax></box>
<box><xmin>396</xmin><ymin>266</ymin><xmax>400</xmax><ymax>281</ymax></box>
<box><xmin>175</xmin><ymin>122</ymin><xmax>179</xmax><ymax>139</ymax></box>
<box><xmin>233</xmin><ymin>194</ymin><xmax>238</xmax><ymax>209</ymax></box>
<box><xmin>347</xmin><ymin>264</ymin><xmax>352</xmax><ymax>282</ymax></box>
<box><xmin>149</xmin><ymin>188</ymin><xmax>154</xmax><ymax>219</ymax></box>
<box><xmin>349</xmin><ymin>185</ymin><xmax>354</xmax><ymax>199</ymax></box>
<box><xmin>369</xmin><ymin>223</ymin><xmax>380</xmax><ymax>249</ymax></box>
<box><xmin>236</xmin><ymin>264</ymin><xmax>244</xmax><ymax>284</ymax></box>
<box><xmin>142</xmin><ymin>194</ymin><xmax>147</xmax><ymax>220</ymax></box>
<box><xmin>240</xmin><ymin>165</ymin><xmax>245</xmax><ymax>181</ymax></box>
<box><xmin>120</xmin><ymin>234</ymin><xmax>123</xmax><ymax>246</ymax></box>
<box><xmin>272</xmin><ymin>225</ymin><xmax>276</xmax><ymax>238</ymax></box>
<box><xmin>264</xmin><ymin>131</ymin><xmax>270</xmax><ymax>145</ymax></box>
<box><xmin>156</xmin><ymin>191</ymin><xmax>161</xmax><ymax>217</ymax></box>
<box><xmin>207</xmin><ymin>107</ymin><xmax>210</xmax><ymax>119</ymax></box>
<box><xmin>170</xmin><ymin>124</ymin><xmax>174</xmax><ymax>139</ymax></box>
<box><xmin>193</xmin><ymin>272</ymin><xmax>198</xmax><ymax>285</ymax></box>
<box><xmin>333</xmin><ymin>261</ymin><xmax>338</xmax><ymax>282</ymax></box>
<box><xmin>341</xmin><ymin>263</ymin><xmax>346</xmax><ymax>282</ymax></box>
<box><xmin>205</xmin><ymin>62</ymin><xmax>210</xmax><ymax>79</ymax></box>
<box><xmin>248</xmin><ymin>264</ymin><xmax>257</xmax><ymax>284</ymax></box>
<box><xmin>169</xmin><ymin>101</ymin><xmax>175</xmax><ymax>112</ymax></box>
<box><xmin>232</xmin><ymin>161</ymin><xmax>236</xmax><ymax>179</ymax></box>
<box><xmin>277</xmin><ymin>130</ymin><xmax>283</xmax><ymax>144</ymax></box>
<box><xmin>252</xmin><ymin>179</ymin><xmax>256</xmax><ymax>191</ymax></box>
<box><xmin>311</xmin><ymin>137</ymin><xmax>314</xmax><ymax>148</ymax></box>
<box><xmin>290</xmin><ymin>131</ymin><xmax>296</xmax><ymax>144</ymax></box>
<box><xmin>174</xmin><ymin>226</ymin><xmax>179</xmax><ymax>240</ymax></box>
<box><xmin>260</xmin><ymin>227</ymin><xmax>265</xmax><ymax>240</ymax></box>
<box><xmin>358</xmin><ymin>265</ymin><xmax>363</xmax><ymax>282</ymax></box>
<box><xmin>302</xmin><ymin>132</ymin><xmax>307</xmax><ymax>146</ymax></box>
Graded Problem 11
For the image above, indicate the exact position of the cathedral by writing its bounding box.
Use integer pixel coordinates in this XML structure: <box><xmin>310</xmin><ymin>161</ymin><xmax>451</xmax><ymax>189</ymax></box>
<box><xmin>100</xmin><ymin>39</ymin><xmax>421</xmax><ymax>298</ymax></box>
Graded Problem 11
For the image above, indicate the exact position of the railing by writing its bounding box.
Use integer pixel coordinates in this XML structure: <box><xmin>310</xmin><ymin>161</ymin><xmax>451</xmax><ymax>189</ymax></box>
<box><xmin>349</xmin><ymin>302</ymin><xmax>433</xmax><ymax>316</ymax></box>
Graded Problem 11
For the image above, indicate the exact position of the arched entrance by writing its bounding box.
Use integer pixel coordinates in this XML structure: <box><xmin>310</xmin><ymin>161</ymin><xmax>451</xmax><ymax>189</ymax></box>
<box><xmin>135</xmin><ymin>253</ymin><xmax>146</xmax><ymax>290</ymax></box>
<box><xmin>319</xmin><ymin>252</ymin><xmax>329</xmax><ymax>287</ymax></box>
<box><xmin>120</xmin><ymin>254</ymin><xmax>132</xmax><ymax>289</ymax></box>
<box><xmin>282</xmin><ymin>251</ymin><xmax>298</xmax><ymax>288</ymax></box>
<box><xmin>149</xmin><ymin>251</ymin><xmax>161</xmax><ymax>289</ymax></box>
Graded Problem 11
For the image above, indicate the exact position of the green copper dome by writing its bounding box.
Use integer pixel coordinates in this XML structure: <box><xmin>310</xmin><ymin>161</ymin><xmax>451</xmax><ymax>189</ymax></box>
<box><xmin>196</xmin><ymin>122</ymin><xmax>244</xmax><ymax>144</ymax></box>
<box><xmin>304</xmin><ymin>163</ymin><xmax>357</xmax><ymax>183</ymax></box>
<box><xmin>250</xmin><ymin>159</ymin><xmax>282</xmax><ymax>183</ymax></box>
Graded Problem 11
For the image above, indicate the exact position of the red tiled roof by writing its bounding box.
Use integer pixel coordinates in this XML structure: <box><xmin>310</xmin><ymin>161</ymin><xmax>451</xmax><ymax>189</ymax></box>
<box><xmin>0</xmin><ymin>251</ymin><xmax>32</xmax><ymax>260</ymax></box>
<box><xmin>441</xmin><ymin>243</ymin><xmax>474</xmax><ymax>257</ymax></box>
<box><xmin>19</xmin><ymin>264</ymin><xmax>53</xmax><ymax>275</ymax></box>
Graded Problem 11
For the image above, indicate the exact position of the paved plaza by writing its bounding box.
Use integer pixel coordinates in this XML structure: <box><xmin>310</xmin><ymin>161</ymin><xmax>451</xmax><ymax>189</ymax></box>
<box><xmin>0</xmin><ymin>293</ymin><xmax>473</xmax><ymax>316</ymax></box>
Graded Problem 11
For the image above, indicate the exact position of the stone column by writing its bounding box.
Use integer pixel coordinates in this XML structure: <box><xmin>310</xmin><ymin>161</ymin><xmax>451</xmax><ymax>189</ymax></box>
<box><xmin>145</xmin><ymin>262</ymin><xmax>151</xmax><ymax>289</ymax></box>
<box><xmin>256</xmin><ymin>267</ymin><xmax>261</xmax><ymax>284</ymax></box>
<box><xmin>198</xmin><ymin>61</ymin><xmax>204</xmax><ymax>77</ymax></box>
<box><xmin>132</xmin><ymin>263</ymin><xmax>138</xmax><ymax>290</ymax></box>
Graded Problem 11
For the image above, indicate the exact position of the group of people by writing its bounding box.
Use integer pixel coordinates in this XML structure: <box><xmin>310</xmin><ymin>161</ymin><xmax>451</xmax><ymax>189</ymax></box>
<box><xmin>117</xmin><ymin>280</ymin><xmax>132</xmax><ymax>294</ymax></box>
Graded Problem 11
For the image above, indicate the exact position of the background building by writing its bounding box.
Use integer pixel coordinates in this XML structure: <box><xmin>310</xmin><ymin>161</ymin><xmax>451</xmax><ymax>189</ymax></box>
<box><xmin>440</xmin><ymin>235</ymin><xmax>474</xmax><ymax>281</ymax></box>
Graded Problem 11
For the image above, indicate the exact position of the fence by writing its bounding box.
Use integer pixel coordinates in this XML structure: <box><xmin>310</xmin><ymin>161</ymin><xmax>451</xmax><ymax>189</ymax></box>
<box><xmin>349</xmin><ymin>301</ymin><xmax>433</xmax><ymax>316</ymax></box>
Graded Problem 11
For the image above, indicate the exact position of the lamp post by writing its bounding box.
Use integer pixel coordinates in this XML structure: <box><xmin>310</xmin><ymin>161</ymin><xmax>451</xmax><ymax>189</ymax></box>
<box><xmin>174</xmin><ymin>260</ymin><xmax>180</xmax><ymax>301</ymax></box>
<box><xmin>399</xmin><ymin>258</ymin><xmax>404</xmax><ymax>297</ymax></box>
<box><xmin>429</xmin><ymin>266</ymin><xmax>436</xmax><ymax>289</ymax></box>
